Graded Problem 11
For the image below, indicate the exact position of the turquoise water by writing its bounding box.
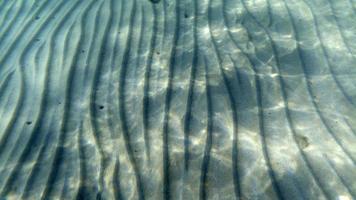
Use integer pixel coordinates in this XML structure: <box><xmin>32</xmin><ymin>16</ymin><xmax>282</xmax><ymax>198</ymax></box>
<box><xmin>0</xmin><ymin>0</ymin><xmax>355</xmax><ymax>199</ymax></box>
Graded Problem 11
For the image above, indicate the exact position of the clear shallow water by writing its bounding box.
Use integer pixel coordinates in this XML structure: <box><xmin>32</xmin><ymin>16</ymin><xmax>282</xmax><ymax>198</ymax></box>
<box><xmin>0</xmin><ymin>0</ymin><xmax>355</xmax><ymax>199</ymax></box>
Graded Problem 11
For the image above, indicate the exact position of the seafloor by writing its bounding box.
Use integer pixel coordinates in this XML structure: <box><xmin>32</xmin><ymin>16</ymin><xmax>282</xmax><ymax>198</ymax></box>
<box><xmin>0</xmin><ymin>0</ymin><xmax>355</xmax><ymax>199</ymax></box>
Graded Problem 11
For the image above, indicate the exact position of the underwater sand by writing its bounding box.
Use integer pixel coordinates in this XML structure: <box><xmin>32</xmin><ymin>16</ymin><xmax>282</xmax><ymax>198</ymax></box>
<box><xmin>0</xmin><ymin>0</ymin><xmax>355</xmax><ymax>199</ymax></box>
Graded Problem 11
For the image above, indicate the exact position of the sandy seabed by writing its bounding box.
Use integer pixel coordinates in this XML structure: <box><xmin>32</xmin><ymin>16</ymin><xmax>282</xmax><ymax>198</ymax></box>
<box><xmin>0</xmin><ymin>0</ymin><xmax>355</xmax><ymax>199</ymax></box>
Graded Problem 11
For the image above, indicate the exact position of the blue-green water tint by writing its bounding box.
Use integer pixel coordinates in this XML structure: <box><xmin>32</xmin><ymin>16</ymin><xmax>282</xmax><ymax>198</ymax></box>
<box><xmin>0</xmin><ymin>0</ymin><xmax>355</xmax><ymax>199</ymax></box>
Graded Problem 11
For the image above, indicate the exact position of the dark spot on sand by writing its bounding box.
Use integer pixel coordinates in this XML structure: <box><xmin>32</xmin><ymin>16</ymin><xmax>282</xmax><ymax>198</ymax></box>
<box><xmin>296</xmin><ymin>135</ymin><xmax>309</xmax><ymax>149</ymax></box>
<box><xmin>35</xmin><ymin>16</ymin><xmax>40</xmax><ymax>20</ymax></box>
<box><xmin>99</xmin><ymin>105</ymin><xmax>104</xmax><ymax>110</ymax></box>
<box><xmin>26</xmin><ymin>121</ymin><xmax>32</xmax><ymax>125</ymax></box>
<box><xmin>184</xmin><ymin>13</ymin><xmax>189</xmax><ymax>18</ymax></box>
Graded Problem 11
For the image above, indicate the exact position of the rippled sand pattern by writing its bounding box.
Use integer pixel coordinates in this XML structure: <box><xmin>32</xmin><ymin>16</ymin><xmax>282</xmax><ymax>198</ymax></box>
<box><xmin>0</xmin><ymin>0</ymin><xmax>355</xmax><ymax>199</ymax></box>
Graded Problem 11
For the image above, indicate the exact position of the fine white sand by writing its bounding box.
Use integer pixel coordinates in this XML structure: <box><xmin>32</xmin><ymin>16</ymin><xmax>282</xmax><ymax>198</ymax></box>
<box><xmin>0</xmin><ymin>0</ymin><xmax>355</xmax><ymax>199</ymax></box>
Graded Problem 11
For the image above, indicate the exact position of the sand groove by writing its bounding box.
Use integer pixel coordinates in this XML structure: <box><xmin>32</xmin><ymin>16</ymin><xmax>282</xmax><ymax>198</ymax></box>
<box><xmin>0</xmin><ymin>0</ymin><xmax>355</xmax><ymax>199</ymax></box>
